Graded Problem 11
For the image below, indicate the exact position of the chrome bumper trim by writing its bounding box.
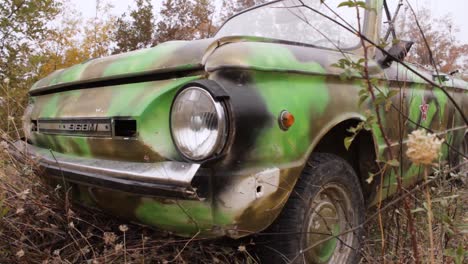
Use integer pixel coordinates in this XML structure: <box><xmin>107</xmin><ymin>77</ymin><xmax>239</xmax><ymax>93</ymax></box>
<box><xmin>11</xmin><ymin>141</ymin><xmax>201</xmax><ymax>198</ymax></box>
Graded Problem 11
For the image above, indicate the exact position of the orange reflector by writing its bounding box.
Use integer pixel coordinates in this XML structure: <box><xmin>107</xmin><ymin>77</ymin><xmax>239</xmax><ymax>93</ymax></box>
<box><xmin>279</xmin><ymin>110</ymin><xmax>295</xmax><ymax>131</ymax></box>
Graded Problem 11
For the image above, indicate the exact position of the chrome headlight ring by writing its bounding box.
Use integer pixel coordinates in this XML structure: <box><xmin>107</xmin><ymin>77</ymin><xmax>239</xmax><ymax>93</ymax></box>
<box><xmin>170</xmin><ymin>80</ymin><xmax>230</xmax><ymax>162</ymax></box>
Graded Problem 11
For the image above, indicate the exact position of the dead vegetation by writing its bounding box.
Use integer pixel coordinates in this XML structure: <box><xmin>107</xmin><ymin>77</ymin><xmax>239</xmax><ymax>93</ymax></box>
<box><xmin>0</xmin><ymin>142</ymin><xmax>255</xmax><ymax>263</ymax></box>
<box><xmin>1</xmin><ymin>134</ymin><xmax>466</xmax><ymax>263</ymax></box>
<box><xmin>361</xmin><ymin>164</ymin><xmax>467</xmax><ymax>263</ymax></box>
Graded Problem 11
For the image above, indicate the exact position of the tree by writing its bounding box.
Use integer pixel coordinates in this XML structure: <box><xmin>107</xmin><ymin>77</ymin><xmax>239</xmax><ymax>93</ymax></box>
<box><xmin>0</xmin><ymin>0</ymin><xmax>62</xmax><ymax>83</ymax></box>
<box><xmin>36</xmin><ymin>11</ymin><xmax>88</xmax><ymax>79</ymax></box>
<box><xmin>113</xmin><ymin>0</ymin><xmax>155</xmax><ymax>54</ymax></box>
<box><xmin>155</xmin><ymin>0</ymin><xmax>215</xmax><ymax>44</ymax></box>
<box><xmin>396</xmin><ymin>7</ymin><xmax>468</xmax><ymax>74</ymax></box>
<box><xmin>219</xmin><ymin>0</ymin><xmax>267</xmax><ymax>22</ymax></box>
<box><xmin>37</xmin><ymin>0</ymin><xmax>116</xmax><ymax>79</ymax></box>
<box><xmin>156</xmin><ymin>0</ymin><xmax>193</xmax><ymax>43</ymax></box>
<box><xmin>192</xmin><ymin>0</ymin><xmax>216</xmax><ymax>39</ymax></box>
<box><xmin>0</xmin><ymin>0</ymin><xmax>62</xmax><ymax>133</ymax></box>
<box><xmin>82</xmin><ymin>0</ymin><xmax>116</xmax><ymax>59</ymax></box>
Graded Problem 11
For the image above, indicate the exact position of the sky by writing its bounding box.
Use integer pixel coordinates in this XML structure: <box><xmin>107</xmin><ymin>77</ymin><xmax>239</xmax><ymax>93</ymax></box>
<box><xmin>411</xmin><ymin>0</ymin><xmax>468</xmax><ymax>43</ymax></box>
<box><xmin>69</xmin><ymin>0</ymin><xmax>468</xmax><ymax>44</ymax></box>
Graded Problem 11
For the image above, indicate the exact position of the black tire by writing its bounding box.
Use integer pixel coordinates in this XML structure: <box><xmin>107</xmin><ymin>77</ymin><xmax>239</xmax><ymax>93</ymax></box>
<box><xmin>257</xmin><ymin>153</ymin><xmax>365</xmax><ymax>264</ymax></box>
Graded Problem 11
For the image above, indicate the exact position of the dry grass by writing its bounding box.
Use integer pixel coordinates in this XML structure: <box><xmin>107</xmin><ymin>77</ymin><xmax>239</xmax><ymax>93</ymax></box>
<box><xmin>0</xmin><ymin>143</ymin><xmax>254</xmax><ymax>264</ymax></box>
<box><xmin>1</xmin><ymin>141</ymin><xmax>466</xmax><ymax>263</ymax></box>
<box><xmin>361</xmin><ymin>166</ymin><xmax>468</xmax><ymax>264</ymax></box>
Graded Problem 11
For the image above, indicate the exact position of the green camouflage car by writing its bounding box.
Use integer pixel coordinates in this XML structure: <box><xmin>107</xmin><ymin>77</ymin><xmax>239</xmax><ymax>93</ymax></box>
<box><xmin>12</xmin><ymin>0</ymin><xmax>467</xmax><ymax>263</ymax></box>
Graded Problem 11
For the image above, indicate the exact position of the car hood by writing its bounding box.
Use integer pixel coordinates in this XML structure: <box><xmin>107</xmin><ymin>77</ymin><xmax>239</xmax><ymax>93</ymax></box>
<box><xmin>30</xmin><ymin>38</ymin><xmax>215</xmax><ymax>95</ymax></box>
<box><xmin>29</xmin><ymin>35</ymin><xmax>341</xmax><ymax>96</ymax></box>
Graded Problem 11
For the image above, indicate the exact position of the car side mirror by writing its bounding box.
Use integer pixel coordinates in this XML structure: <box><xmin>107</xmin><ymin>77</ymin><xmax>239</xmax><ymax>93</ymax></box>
<box><xmin>432</xmin><ymin>72</ymin><xmax>449</xmax><ymax>82</ymax></box>
<box><xmin>378</xmin><ymin>40</ymin><xmax>414</xmax><ymax>68</ymax></box>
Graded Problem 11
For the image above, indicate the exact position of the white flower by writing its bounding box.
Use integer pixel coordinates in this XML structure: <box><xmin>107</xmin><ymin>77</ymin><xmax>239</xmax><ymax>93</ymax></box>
<box><xmin>119</xmin><ymin>224</ymin><xmax>129</xmax><ymax>232</ymax></box>
<box><xmin>238</xmin><ymin>245</ymin><xmax>246</xmax><ymax>252</ymax></box>
<box><xmin>406</xmin><ymin>129</ymin><xmax>444</xmax><ymax>165</ymax></box>
<box><xmin>16</xmin><ymin>249</ymin><xmax>24</xmax><ymax>258</ymax></box>
<box><xmin>3</xmin><ymin>78</ymin><xmax>10</xmax><ymax>84</ymax></box>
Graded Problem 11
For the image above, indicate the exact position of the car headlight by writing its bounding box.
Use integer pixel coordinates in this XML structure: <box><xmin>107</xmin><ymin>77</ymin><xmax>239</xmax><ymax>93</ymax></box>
<box><xmin>171</xmin><ymin>86</ymin><xmax>228</xmax><ymax>161</ymax></box>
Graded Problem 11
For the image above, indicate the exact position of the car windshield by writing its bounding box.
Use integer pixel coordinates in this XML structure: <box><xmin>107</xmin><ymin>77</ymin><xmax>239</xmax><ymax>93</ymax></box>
<box><xmin>216</xmin><ymin>0</ymin><xmax>364</xmax><ymax>49</ymax></box>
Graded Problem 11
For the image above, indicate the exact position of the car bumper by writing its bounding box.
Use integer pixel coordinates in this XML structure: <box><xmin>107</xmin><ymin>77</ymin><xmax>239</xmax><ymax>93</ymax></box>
<box><xmin>8</xmin><ymin>141</ymin><xmax>297</xmax><ymax>239</ymax></box>
<box><xmin>9</xmin><ymin>141</ymin><xmax>227</xmax><ymax>237</ymax></box>
<box><xmin>10</xmin><ymin>140</ymin><xmax>201</xmax><ymax>199</ymax></box>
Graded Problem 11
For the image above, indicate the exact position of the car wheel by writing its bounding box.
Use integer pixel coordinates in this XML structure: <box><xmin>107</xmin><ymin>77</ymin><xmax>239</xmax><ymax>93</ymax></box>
<box><xmin>257</xmin><ymin>153</ymin><xmax>364</xmax><ymax>264</ymax></box>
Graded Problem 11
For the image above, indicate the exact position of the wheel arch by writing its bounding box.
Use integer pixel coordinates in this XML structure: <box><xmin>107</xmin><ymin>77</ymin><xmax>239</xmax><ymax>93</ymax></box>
<box><xmin>308</xmin><ymin>114</ymin><xmax>380</xmax><ymax>202</ymax></box>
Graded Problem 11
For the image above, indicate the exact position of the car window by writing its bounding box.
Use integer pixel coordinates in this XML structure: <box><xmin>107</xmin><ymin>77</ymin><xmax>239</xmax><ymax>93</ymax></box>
<box><xmin>216</xmin><ymin>0</ymin><xmax>365</xmax><ymax>50</ymax></box>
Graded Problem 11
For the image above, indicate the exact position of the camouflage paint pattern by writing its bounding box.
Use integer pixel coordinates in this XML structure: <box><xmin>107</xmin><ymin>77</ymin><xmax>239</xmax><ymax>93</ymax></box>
<box><xmin>21</xmin><ymin>0</ymin><xmax>467</xmax><ymax>238</ymax></box>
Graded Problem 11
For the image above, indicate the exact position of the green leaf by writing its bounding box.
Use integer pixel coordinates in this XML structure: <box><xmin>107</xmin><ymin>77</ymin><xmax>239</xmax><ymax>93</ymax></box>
<box><xmin>355</xmin><ymin>1</ymin><xmax>368</xmax><ymax>9</ymax></box>
<box><xmin>374</xmin><ymin>95</ymin><xmax>386</xmax><ymax>105</ymax></box>
<box><xmin>331</xmin><ymin>62</ymin><xmax>344</xmax><ymax>69</ymax></box>
<box><xmin>347</xmin><ymin>126</ymin><xmax>358</xmax><ymax>133</ymax></box>
<box><xmin>358</xmin><ymin>95</ymin><xmax>369</xmax><ymax>107</ymax></box>
<box><xmin>366</xmin><ymin>172</ymin><xmax>376</xmax><ymax>184</ymax></box>
<box><xmin>386</xmin><ymin>90</ymin><xmax>399</xmax><ymax>98</ymax></box>
<box><xmin>378</xmin><ymin>38</ymin><xmax>390</xmax><ymax>48</ymax></box>
<box><xmin>385</xmin><ymin>99</ymin><xmax>392</xmax><ymax>112</ymax></box>
<box><xmin>337</xmin><ymin>1</ymin><xmax>354</xmax><ymax>8</ymax></box>
<box><xmin>358</xmin><ymin>89</ymin><xmax>368</xmax><ymax>97</ymax></box>
<box><xmin>337</xmin><ymin>0</ymin><xmax>368</xmax><ymax>9</ymax></box>
<box><xmin>339</xmin><ymin>71</ymin><xmax>352</xmax><ymax>80</ymax></box>
<box><xmin>369</xmin><ymin>78</ymin><xmax>379</xmax><ymax>86</ymax></box>
<box><xmin>386</xmin><ymin>159</ymin><xmax>400</xmax><ymax>167</ymax></box>
<box><xmin>344</xmin><ymin>136</ymin><xmax>354</xmax><ymax>150</ymax></box>
<box><xmin>366</xmin><ymin>115</ymin><xmax>376</xmax><ymax>122</ymax></box>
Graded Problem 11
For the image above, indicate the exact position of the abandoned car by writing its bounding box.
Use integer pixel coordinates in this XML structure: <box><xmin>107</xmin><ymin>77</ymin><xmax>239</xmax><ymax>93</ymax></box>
<box><xmin>11</xmin><ymin>0</ymin><xmax>467</xmax><ymax>263</ymax></box>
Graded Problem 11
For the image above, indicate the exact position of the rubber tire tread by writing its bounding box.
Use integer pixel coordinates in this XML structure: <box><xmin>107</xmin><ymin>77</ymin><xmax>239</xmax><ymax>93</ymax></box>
<box><xmin>256</xmin><ymin>153</ymin><xmax>364</xmax><ymax>264</ymax></box>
